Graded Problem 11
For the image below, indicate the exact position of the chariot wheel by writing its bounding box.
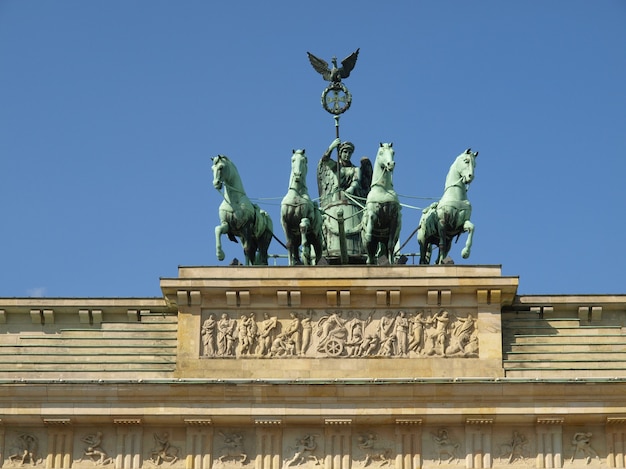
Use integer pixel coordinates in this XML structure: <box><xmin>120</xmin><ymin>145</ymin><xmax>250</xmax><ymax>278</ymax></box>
<box><xmin>325</xmin><ymin>338</ymin><xmax>344</xmax><ymax>357</ymax></box>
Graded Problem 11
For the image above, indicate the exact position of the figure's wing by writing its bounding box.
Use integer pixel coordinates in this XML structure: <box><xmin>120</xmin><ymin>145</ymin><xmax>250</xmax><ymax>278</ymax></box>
<box><xmin>359</xmin><ymin>157</ymin><xmax>373</xmax><ymax>197</ymax></box>
<box><xmin>317</xmin><ymin>159</ymin><xmax>338</xmax><ymax>202</ymax></box>
<box><xmin>339</xmin><ymin>48</ymin><xmax>360</xmax><ymax>79</ymax></box>
<box><xmin>307</xmin><ymin>52</ymin><xmax>331</xmax><ymax>81</ymax></box>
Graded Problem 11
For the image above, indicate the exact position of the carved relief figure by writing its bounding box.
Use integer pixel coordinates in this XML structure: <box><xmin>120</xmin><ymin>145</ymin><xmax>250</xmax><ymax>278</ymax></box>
<box><xmin>571</xmin><ymin>432</ymin><xmax>600</xmax><ymax>465</ymax></box>
<box><xmin>300</xmin><ymin>310</ymin><xmax>314</xmax><ymax>355</ymax></box>
<box><xmin>258</xmin><ymin>313</ymin><xmax>278</xmax><ymax>356</ymax></box>
<box><xmin>150</xmin><ymin>432</ymin><xmax>179</xmax><ymax>465</ymax></box>
<box><xmin>446</xmin><ymin>313</ymin><xmax>478</xmax><ymax>357</ymax></box>
<box><xmin>217</xmin><ymin>432</ymin><xmax>247</xmax><ymax>464</ymax></box>
<box><xmin>270</xmin><ymin>333</ymin><xmax>296</xmax><ymax>357</ymax></box>
<box><xmin>378</xmin><ymin>312</ymin><xmax>395</xmax><ymax>345</ymax></box>
<box><xmin>357</xmin><ymin>334</ymin><xmax>380</xmax><ymax>357</ymax></box>
<box><xmin>378</xmin><ymin>334</ymin><xmax>396</xmax><ymax>357</ymax></box>
<box><xmin>498</xmin><ymin>431</ymin><xmax>528</xmax><ymax>464</ymax></box>
<box><xmin>8</xmin><ymin>433</ymin><xmax>40</xmax><ymax>466</ymax></box>
<box><xmin>345</xmin><ymin>311</ymin><xmax>373</xmax><ymax>356</ymax></box>
<box><xmin>408</xmin><ymin>311</ymin><xmax>428</xmax><ymax>354</ymax></box>
<box><xmin>431</xmin><ymin>429</ymin><xmax>459</xmax><ymax>465</ymax></box>
<box><xmin>78</xmin><ymin>432</ymin><xmax>113</xmax><ymax>465</ymax></box>
<box><xmin>201</xmin><ymin>314</ymin><xmax>217</xmax><ymax>357</ymax></box>
<box><xmin>394</xmin><ymin>311</ymin><xmax>409</xmax><ymax>356</ymax></box>
<box><xmin>425</xmin><ymin>310</ymin><xmax>450</xmax><ymax>356</ymax></box>
<box><xmin>285</xmin><ymin>434</ymin><xmax>321</xmax><ymax>466</ymax></box>
<box><xmin>317</xmin><ymin>311</ymin><xmax>348</xmax><ymax>356</ymax></box>
<box><xmin>284</xmin><ymin>312</ymin><xmax>302</xmax><ymax>353</ymax></box>
<box><xmin>237</xmin><ymin>313</ymin><xmax>258</xmax><ymax>355</ymax></box>
<box><xmin>217</xmin><ymin>313</ymin><xmax>237</xmax><ymax>357</ymax></box>
<box><xmin>357</xmin><ymin>433</ymin><xmax>391</xmax><ymax>467</ymax></box>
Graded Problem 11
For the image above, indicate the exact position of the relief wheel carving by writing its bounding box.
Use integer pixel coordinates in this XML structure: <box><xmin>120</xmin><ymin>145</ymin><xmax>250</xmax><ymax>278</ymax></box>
<box><xmin>325</xmin><ymin>338</ymin><xmax>344</xmax><ymax>357</ymax></box>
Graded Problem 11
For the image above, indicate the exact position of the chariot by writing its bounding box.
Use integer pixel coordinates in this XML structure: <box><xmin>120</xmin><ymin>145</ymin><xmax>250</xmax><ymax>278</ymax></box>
<box><xmin>211</xmin><ymin>49</ymin><xmax>478</xmax><ymax>267</ymax></box>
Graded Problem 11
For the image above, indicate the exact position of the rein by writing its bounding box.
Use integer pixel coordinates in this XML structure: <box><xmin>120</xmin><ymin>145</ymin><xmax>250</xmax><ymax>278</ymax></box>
<box><xmin>443</xmin><ymin>175</ymin><xmax>471</xmax><ymax>195</ymax></box>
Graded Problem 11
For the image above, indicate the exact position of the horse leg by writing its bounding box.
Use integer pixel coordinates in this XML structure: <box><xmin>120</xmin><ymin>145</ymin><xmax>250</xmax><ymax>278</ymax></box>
<box><xmin>461</xmin><ymin>220</ymin><xmax>474</xmax><ymax>259</ymax></box>
<box><xmin>362</xmin><ymin>209</ymin><xmax>377</xmax><ymax>265</ymax></box>
<box><xmin>256</xmin><ymin>213</ymin><xmax>273</xmax><ymax>266</ymax></box>
<box><xmin>436</xmin><ymin>224</ymin><xmax>447</xmax><ymax>265</ymax></box>
<box><xmin>388</xmin><ymin>207</ymin><xmax>402</xmax><ymax>263</ymax></box>
<box><xmin>310</xmin><ymin>214</ymin><xmax>324</xmax><ymax>265</ymax></box>
<box><xmin>256</xmin><ymin>228</ymin><xmax>272</xmax><ymax>266</ymax></box>
<box><xmin>240</xmin><ymin>225</ymin><xmax>256</xmax><ymax>265</ymax></box>
<box><xmin>417</xmin><ymin>228</ymin><xmax>429</xmax><ymax>265</ymax></box>
<box><xmin>215</xmin><ymin>222</ymin><xmax>229</xmax><ymax>261</ymax></box>
<box><xmin>300</xmin><ymin>218</ymin><xmax>311</xmax><ymax>265</ymax></box>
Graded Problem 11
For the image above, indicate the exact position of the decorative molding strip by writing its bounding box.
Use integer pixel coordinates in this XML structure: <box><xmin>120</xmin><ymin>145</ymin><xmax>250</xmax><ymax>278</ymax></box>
<box><xmin>466</xmin><ymin>418</ymin><xmax>493</xmax><ymax>425</ymax></box>
<box><xmin>43</xmin><ymin>418</ymin><xmax>71</xmax><ymax>425</ymax></box>
<box><xmin>395</xmin><ymin>418</ymin><xmax>422</xmax><ymax>425</ymax></box>
<box><xmin>113</xmin><ymin>418</ymin><xmax>142</xmax><ymax>425</ymax></box>
<box><xmin>607</xmin><ymin>417</ymin><xmax>626</xmax><ymax>425</ymax></box>
<box><xmin>536</xmin><ymin>417</ymin><xmax>564</xmax><ymax>425</ymax></box>
<box><xmin>184</xmin><ymin>419</ymin><xmax>213</xmax><ymax>426</ymax></box>
<box><xmin>254</xmin><ymin>418</ymin><xmax>282</xmax><ymax>426</ymax></box>
<box><xmin>325</xmin><ymin>418</ymin><xmax>352</xmax><ymax>425</ymax></box>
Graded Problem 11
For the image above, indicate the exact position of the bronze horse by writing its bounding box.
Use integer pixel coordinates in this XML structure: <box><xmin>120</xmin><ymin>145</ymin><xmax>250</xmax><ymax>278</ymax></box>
<box><xmin>361</xmin><ymin>143</ymin><xmax>402</xmax><ymax>265</ymax></box>
<box><xmin>212</xmin><ymin>155</ymin><xmax>273</xmax><ymax>265</ymax></box>
<box><xmin>281</xmin><ymin>149</ymin><xmax>323</xmax><ymax>265</ymax></box>
<box><xmin>417</xmin><ymin>148</ymin><xmax>478</xmax><ymax>264</ymax></box>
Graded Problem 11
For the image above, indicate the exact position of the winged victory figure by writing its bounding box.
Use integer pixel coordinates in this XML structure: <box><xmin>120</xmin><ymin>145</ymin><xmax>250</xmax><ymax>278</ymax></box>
<box><xmin>307</xmin><ymin>48</ymin><xmax>360</xmax><ymax>84</ymax></box>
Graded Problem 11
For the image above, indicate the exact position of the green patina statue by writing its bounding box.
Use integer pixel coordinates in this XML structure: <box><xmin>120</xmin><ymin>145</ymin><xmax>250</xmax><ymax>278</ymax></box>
<box><xmin>417</xmin><ymin>148</ymin><xmax>478</xmax><ymax>264</ymax></box>
<box><xmin>361</xmin><ymin>143</ymin><xmax>402</xmax><ymax>265</ymax></box>
<box><xmin>316</xmin><ymin>137</ymin><xmax>372</xmax><ymax>262</ymax></box>
<box><xmin>212</xmin><ymin>155</ymin><xmax>273</xmax><ymax>265</ymax></box>
<box><xmin>280</xmin><ymin>149</ymin><xmax>324</xmax><ymax>266</ymax></box>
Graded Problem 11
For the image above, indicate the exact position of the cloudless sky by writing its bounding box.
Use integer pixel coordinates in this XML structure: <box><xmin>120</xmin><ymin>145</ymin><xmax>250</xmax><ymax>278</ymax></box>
<box><xmin>1</xmin><ymin>1</ymin><xmax>625</xmax><ymax>297</ymax></box>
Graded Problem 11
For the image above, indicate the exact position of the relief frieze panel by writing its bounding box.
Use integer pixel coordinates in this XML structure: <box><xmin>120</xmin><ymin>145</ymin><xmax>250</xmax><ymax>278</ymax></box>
<box><xmin>6</xmin><ymin>432</ymin><xmax>43</xmax><ymax>466</ymax></box>
<box><xmin>0</xmin><ymin>424</ymin><xmax>616</xmax><ymax>469</ymax></box>
<box><xmin>200</xmin><ymin>309</ymin><xmax>478</xmax><ymax>359</ymax></box>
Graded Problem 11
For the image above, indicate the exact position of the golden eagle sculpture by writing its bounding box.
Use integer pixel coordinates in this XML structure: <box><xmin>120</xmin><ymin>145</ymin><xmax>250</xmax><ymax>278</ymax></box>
<box><xmin>307</xmin><ymin>48</ymin><xmax>360</xmax><ymax>84</ymax></box>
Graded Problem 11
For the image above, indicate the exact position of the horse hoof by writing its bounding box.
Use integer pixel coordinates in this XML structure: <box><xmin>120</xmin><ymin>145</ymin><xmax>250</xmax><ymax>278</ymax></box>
<box><xmin>217</xmin><ymin>250</ymin><xmax>225</xmax><ymax>261</ymax></box>
<box><xmin>461</xmin><ymin>249</ymin><xmax>470</xmax><ymax>259</ymax></box>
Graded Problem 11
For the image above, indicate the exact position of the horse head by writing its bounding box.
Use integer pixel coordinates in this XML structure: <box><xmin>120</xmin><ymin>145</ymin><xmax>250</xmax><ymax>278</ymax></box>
<box><xmin>375</xmin><ymin>142</ymin><xmax>395</xmax><ymax>173</ymax></box>
<box><xmin>290</xmin><ymin>149</ymin><xmax>308</xmax><ymax>189</ymax></box>
<box><xmin>211</xmin><ymin>154</ymin><xmax>230</xmax><ymax>191</ymax></box>
<box><xmin>453</xmin><ymin>148</ymin><xmax>478</xmax><ymax>186</ymax></box>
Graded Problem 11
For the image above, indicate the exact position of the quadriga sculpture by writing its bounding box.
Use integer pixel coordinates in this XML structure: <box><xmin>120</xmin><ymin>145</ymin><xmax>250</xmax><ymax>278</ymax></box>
<box><xmin>211</xmin><ymin>155</ymin><xmax>273</xmax><ymax>265</ymax></box>
<box><xmin>360</xmin><ymin>143</ymin><xmax>402</xmax><ymax>265</ymax></box>
<box><xmin>280</xmin><ymin>149</ymin><xmax>323</xmax><ymax>265</ymax></box>
<box><xmin>417</xmin><ymin>148</ymin><xmax>478</xmax><ymax>264</ymax></box>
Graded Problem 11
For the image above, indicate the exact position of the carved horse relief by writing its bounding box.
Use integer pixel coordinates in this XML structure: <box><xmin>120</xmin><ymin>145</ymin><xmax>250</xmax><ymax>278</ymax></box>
<box><xmin>281</xmin><ymin>149</ymin><xmax>324</xmax><ymax>265</ymax></box>
<box><xmin>212</xmin><ymin>155</ymin><xmax>273</xmax><ymax>265</ymax></box>
<box><xmin>361</xmin><ymin>143</ymin><xmax>401</xmax><ymax>265</ymax></box>
<box><xmin>417</xmin><ymin>148</ymin><xmax>478</xmax><ymax>264</ymax></box>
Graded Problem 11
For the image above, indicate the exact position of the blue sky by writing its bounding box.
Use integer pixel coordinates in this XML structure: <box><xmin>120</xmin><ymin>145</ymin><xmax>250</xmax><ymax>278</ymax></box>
<box><xmin>1</xmin><ymin>2</ymin><xmax>625</xmax><ymax>297</ymax></box>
